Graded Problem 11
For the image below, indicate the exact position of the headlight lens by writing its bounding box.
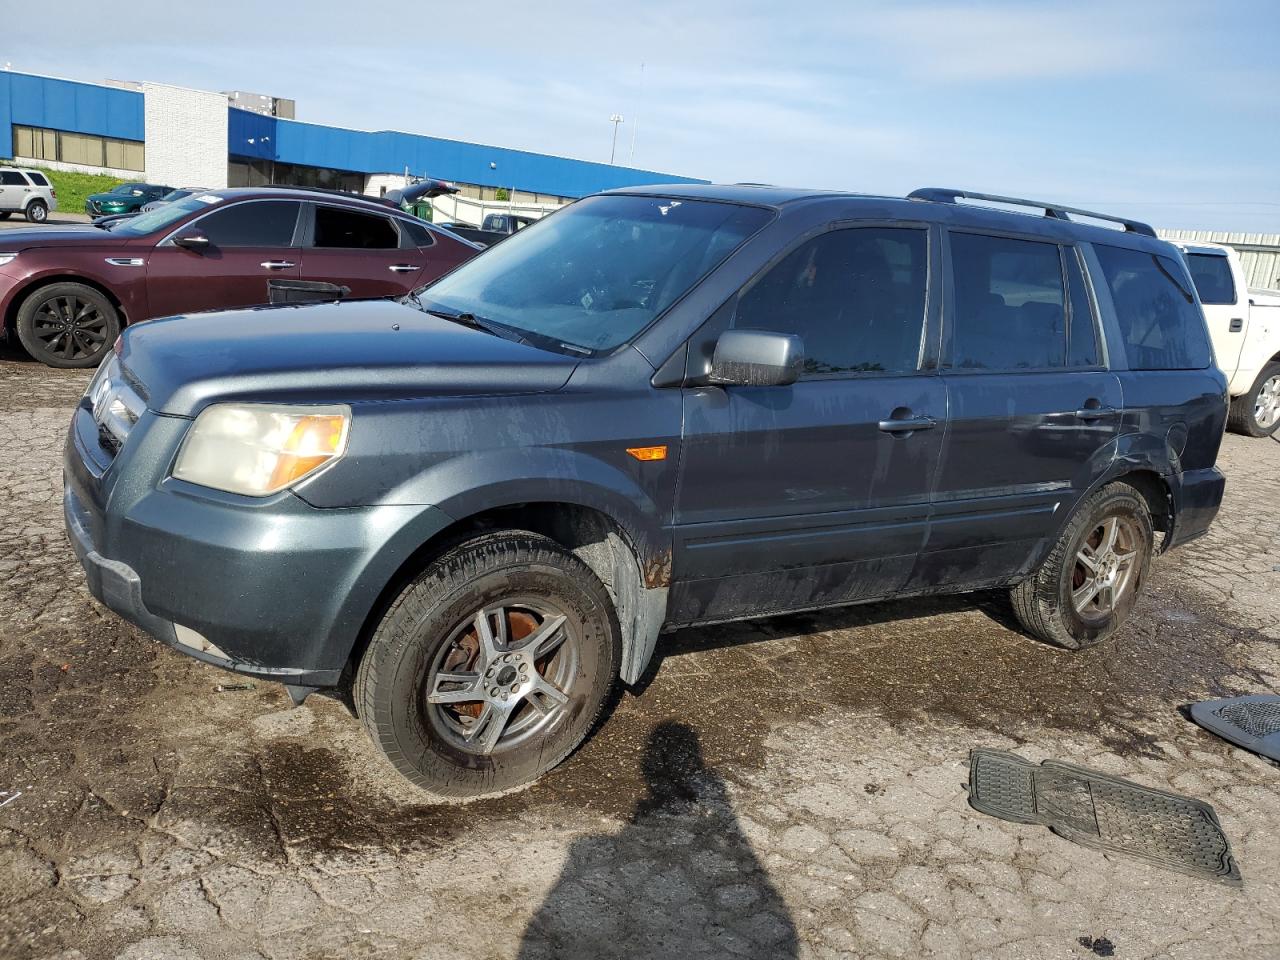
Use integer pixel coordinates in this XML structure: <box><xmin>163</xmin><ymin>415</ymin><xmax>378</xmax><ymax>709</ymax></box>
<box><xmin>0</xmin><ymin>252</ymin><xmax>18</xmax><ymax>267</ymax></box>
<box><xmin>172</xmin><ymin>404</ymin><xmax>350</xmax><ymax>497</ymax></box>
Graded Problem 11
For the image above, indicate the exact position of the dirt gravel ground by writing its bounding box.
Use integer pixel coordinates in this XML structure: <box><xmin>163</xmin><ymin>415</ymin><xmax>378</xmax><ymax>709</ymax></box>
<box><xmin>0</xmin><ymin>349</ymin><xmax>1277</xmax><ymax>960</ymax></box>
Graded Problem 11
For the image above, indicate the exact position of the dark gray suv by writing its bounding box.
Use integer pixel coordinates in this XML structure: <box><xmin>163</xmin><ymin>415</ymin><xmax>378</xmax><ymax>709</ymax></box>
<box><xmin>64</xmin><ymin>185</ymin><xmax>1228</xmax><ymax>797</ymax></box>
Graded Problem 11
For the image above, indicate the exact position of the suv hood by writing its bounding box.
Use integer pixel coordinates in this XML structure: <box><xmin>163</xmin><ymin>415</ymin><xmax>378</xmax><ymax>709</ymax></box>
<box><xmin>118</xmin><ymin>299</ymin><xmax>582</xmax><ymax>417</ymax></box>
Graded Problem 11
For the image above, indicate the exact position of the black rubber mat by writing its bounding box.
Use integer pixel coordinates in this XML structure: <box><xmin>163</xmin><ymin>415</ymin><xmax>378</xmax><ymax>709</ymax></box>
<box><xmin>968</xmin><ymin>749</ymin><xmax>1241</xmax><ymax>885</ymax></box>
<box><xmin>1190</xmin><ymin>694</ymin><xmax>1280</xmax><ymax>763</ymax></box>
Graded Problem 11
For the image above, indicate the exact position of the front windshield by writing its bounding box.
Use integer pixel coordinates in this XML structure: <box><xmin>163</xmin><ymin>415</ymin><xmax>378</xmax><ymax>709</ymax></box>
<box><xmin>415</xmin><ymin>195</ymin><xmax>771</xmax><ymax>354</ymax></box>
<box><xmin>110</xmin><ymin>183</ymin><xmax>143</xmax><ymax>196</ymax></box>
<box><xmin>110</xmin><ymin>195</ymin><xmax>211</xmax><ymax>237</ymax></box>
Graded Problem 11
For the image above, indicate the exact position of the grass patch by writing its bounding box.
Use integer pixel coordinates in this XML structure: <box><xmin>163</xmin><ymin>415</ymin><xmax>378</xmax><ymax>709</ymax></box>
<box><xmin>0</xmin><ymin>160</ymin><xmax>127</xmax><ymax>216</ymax></box>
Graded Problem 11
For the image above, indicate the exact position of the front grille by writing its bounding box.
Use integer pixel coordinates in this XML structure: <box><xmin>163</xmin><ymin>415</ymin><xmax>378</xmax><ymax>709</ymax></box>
<box><xmin>88</xmin><ymin>360</ymin><xmax>144</xmax><ymax>459</ymax></box>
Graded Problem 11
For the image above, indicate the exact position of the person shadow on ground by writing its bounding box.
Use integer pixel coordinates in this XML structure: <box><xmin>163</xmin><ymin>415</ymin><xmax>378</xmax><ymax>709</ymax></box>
<box><xmin>517</xmin><ymin>721</ymin><xmax>799</xmax><ymax>959</ymax></box>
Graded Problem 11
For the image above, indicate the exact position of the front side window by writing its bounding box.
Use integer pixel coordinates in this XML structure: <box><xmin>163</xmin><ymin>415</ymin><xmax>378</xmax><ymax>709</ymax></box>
<box><xmin>948</xmin><ymin>233</ymin><xmax>1065</xmax><ymax>370</ymax></box>
<box><xmin>1095</xmin><ymin>244</ymin><xmax>1211</xmax><ymax>371</ymax></box>
<box><xmin>734</xmin><ymin>227</ymin><xmax>928</xmax><ymax>377</ymax></box>
<box><xmin>1185</xmin><ymin>253</ymin><xmax>1236</xmax><ymax>305</ymax></box>
<box><xmin>191</xmin><ymin>201</ymin><xmax>301</xmax><ymax>247</ymax></box>
<box><xmin>313</xmin><ymin>206</ymin><xmax>399</xmax><ymax>249</ymax></box>
<box><xmin>416</xmin><ymin>195</ymin><xmax>771</xmax><ymax>355</ymax></box>
<box><xmin>0</xmin><ymin>171</ymin><xmax>25</xmax><ymax>186</ymax></box>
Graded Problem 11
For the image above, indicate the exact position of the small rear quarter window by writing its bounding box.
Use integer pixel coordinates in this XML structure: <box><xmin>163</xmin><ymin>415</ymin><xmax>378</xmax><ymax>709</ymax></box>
<box><xmin>24</xmin><ymin>171</ymin><xmax>49</xmax><ymax>187</ymax></box>
<box><xmin>1094</xmin><ymin>244</ymin><xmax>1212</xmax><ymax>371</ymax></box>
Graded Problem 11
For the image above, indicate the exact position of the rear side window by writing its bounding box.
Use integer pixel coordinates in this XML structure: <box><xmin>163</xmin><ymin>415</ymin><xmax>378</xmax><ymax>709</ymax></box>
<box><xmin>24</xmin><ymin>172</ymin><xmax>49</xmax><ymax>186</ymax></box>
<box><xmin>313</xmin><ymin>206</ymin><xmax>399</xmax><ymax>249</ymax></box>
<box><xmin>734</xmin><ymin>226</ymin><xmax>928</xmax><ymax>377</ymax></box>
<box><xmin>400</xmin><ymin>219</ymin><xmax>436</xmax><ymax>248</ymax></box>
<box><xmin>948</xmin><ymin>233</ymin><xmax>1065</xmax><ymax>370</ymax></box>
<box><xmin>1185</xmin><ymin>253</ymin><xmax>1236</xmax><ymax>305</ymax></box>
<box><xmin>195</xmin><ymin>200</ymin><xmax>301</xmax><ymax>247</ymax></box>
<box><xmin>0</xmin><ymin>171</ymin><xmax>25</xmax><ymax>185</ymax></box>
<box><xmin>1094</xmin><ymin>245</ymin><xmax>1212</xmax><ymax>370</ymax></box>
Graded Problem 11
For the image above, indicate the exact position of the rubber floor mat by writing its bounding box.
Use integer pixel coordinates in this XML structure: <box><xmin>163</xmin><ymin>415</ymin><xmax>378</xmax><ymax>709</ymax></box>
<box><xmin>1190</xmin><ymin>694</ymin><xmax>1280</xmax><ymax>763</ymax></box>
<box><xmin>967</xmin><ymin>749</ymin><xmax>1241</xmax><ymax>885</ymax></box>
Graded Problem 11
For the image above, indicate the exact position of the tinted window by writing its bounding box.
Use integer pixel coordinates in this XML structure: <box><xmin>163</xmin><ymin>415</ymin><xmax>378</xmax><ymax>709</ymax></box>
<box><xmin>401</xmin><ymin>219</ymin><xmax>436</xmax><ymax>248</ymax></box>
<box><xmin>24</xmin><ymin>172</ymin><xmax>49</xmax><ymax>186</ymax></box>
<box><xmin>313</xmin><ymin>206</ymin><xmax>399</xmax><ymax>249</ymax></box>
<box><xmin>735</xmin><ymin>227</ymin><xmax>928</xmax><ymax>376</ymax></box>
<box><xmin>0</xmin><ymin>172</ymin><xmax>25</xmax><ymax>185</ymax></box>
<box><xmin>1094</xmin><ymin>245</ymin><xmax>1211</xmax><ymax>370</ymax></box>
<box><xmin>949</xmin><ymin>233</ymin><xmax>1065</xmax><ymax>370</ymax></box>
<box><xmin>1185</xmin><ymin>253</ymin><xmax>1235</xmax><ymax>305</ymax></box>
<box><xmin>195</xmin><ymin>201</ymin><xmax>301</xmax><ymax>247</ymax></box>
<box><xmin>1065</xmin><ymin>249</ymin><xmax>1100</xmax><ymax>367</ymax></box>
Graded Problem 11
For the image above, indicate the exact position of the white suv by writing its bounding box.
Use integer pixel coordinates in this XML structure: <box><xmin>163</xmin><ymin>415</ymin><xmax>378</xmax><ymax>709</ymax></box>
<box><xmin>0</xmin><ymin>167</ymin><xmax>57</xmax><ymax>223</ymax></box>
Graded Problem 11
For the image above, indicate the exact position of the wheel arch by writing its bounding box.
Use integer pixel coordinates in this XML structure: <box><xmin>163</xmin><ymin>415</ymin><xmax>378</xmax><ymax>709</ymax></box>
<box><xmin>348</xmin><ymin>498</ymin><xmax>669</xmax><ymax>688</ymax></box>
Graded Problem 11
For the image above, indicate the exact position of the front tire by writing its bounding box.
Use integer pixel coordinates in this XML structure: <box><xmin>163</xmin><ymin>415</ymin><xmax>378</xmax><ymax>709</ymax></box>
<box><xmin>0</xmin><ymin>212</ymin><xmax>10</xmax><ymax>221</ymax></box>
<box><xmin>1227</xmin><ymin>361</ymin><xmax>1280</xmax><ymax>437</ymax></box>
<box><xmin>355</xmin><ymin>531</ymin><xmax>619</xmax><ymax>798</ymax></box>
<box><xmin>15</xmin><ymin>282</ymin><xmax>120</xmax><ymax>369</ymax></box>
<box><xmin>24</xmin><ymin>199</ymin><xmax>48</xmax><ymax>223</ymax></box>
<box><xmin>1010</xmin><ymin>482</ymin><xmax>1154</xmax><ymax>650</ymax></box>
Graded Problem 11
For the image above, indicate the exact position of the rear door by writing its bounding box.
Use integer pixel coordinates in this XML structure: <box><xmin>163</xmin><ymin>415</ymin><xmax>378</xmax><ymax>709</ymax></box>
<box><xmin>919</xmin><ymin>230</ymin><xmax>1123</xmax><ymax>587</ymax></box>
<box><xmin>145</xmin><ymin>199</ymin><xmax>303</xmax><ymax>318</ymax></box>
<box><xmin>298</xmin><ymin>203</ymin><xmax>425</xmax><ymax>298</ymax></box>
<box><xmin>0</xmin><ymin>170</ymin><xmax>28</xmax><ymax>211</ymax></box>
<box><xmin>1183</xmin><ymin>248</ymin><xmax>1246</xmax><ymax>377</ymax></box>
<box><xmin>670</xmin><ymin>223</ymin><xmax>947</xmax><ymax>624</ymax></box>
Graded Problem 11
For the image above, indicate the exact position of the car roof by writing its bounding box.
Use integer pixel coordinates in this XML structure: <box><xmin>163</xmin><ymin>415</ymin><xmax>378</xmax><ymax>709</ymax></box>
<box><xmin>602</xmin><ymin>182</ymin><xmax>1171</xmax><ymax>253</ymax></box>
<box><xmin>206</xmin><ymin>186</ymin><xmax>406</xmax><ymax>213</ymax></box>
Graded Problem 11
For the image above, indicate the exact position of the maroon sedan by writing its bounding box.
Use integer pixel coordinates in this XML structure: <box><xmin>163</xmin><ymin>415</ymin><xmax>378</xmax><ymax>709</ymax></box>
<box><xmin>0</xmin><ymin>187</ymin><xmax>482</xmax><ymax>368</ymax></box>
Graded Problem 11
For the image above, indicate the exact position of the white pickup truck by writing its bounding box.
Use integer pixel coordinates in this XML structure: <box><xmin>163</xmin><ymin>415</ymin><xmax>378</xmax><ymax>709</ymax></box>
<box><xmin>1175</xmin><ymin>241</ymin><xmax>1280</xmax><ymax>437</ymax></box>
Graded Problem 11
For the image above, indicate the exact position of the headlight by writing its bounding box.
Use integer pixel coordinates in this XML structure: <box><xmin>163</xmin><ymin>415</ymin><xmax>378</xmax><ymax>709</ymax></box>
<box><xmin>0</xmin><ymin>252</ymin><xmax>17</xmax><ymax>267</ymax></box>
<box><xmin>172</xmin><ymin>404</ymin><xmax>350</xmax><ymax>497</ymax></box>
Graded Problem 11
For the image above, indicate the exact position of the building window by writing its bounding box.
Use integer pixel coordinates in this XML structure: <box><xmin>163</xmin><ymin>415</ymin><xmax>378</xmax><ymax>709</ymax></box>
<box><xmin>227</xmin><ymin>157</ymin><xmax>364</xmax><ymax>193</ymax></box>
<box><xmin>11</xmin><ymin>124</ymin><xmax>145</xmax><ymax>172</ymax></box>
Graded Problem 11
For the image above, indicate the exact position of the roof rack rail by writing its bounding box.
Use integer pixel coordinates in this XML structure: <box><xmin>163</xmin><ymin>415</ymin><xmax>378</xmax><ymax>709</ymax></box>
<box><xmin>907</xmin><ymin>188</ymin><xmax>1155</xmax><ymax>237</ymax></box>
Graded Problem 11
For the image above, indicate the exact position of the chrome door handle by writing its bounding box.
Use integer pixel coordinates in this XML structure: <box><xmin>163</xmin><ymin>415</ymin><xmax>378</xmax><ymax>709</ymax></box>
<box><xmin>388</xmin><ymin>264</ymin><xmax>419</xmax><ymax>273</ymax></box>
<box><xmin>1074</xmin><ymin>405</ymin><xmax>1115</xmax><ymax>421</ymax></box>
<box><xmin>878</xmin><ymin>415</ymin><xmax>937</xmax><ymax>433</ymax></box>
<box><xmin>260</xmin><ymin>260</ymin><xmax>296</xmax><ymax>270</ymax></box>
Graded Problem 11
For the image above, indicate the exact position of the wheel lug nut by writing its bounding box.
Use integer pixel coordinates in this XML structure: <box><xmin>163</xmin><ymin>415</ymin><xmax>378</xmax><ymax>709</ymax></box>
<box><xmin>501</xmin><ymin>692</ymin><xmax>509</xmax><ymax>701</ymax></box>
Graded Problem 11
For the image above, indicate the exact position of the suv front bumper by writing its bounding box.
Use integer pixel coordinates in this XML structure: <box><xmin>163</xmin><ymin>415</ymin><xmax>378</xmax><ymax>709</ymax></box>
<box><xmin>63</xmin><ymin>406</ymin><xmax>453</xmax><ymax>688</ymax></box>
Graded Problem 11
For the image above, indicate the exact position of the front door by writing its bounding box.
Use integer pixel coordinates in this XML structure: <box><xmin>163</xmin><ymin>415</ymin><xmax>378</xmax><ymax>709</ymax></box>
<box><xmin>0</xmin><ymin>170</ymin><xmax>29</xmax><ymax>211</ymax></box>
<box><xmin>298</xmin><ymin>203</ymin><xmax>424</xmax><ymax>299</ymax></box>
<box><xmin>145</xmin><ymin>199</ymin><xmax>302</xmax><ymax>319</ymax></box>
<box><xmin>919</xmin><ymin>231</ymin><xmax>1123</xmax><ymax>588</ymax></box>
<box><xmin>670</xmin><ymin>224</ymin><xmax>946</xmax><ymax>625</ymax></box>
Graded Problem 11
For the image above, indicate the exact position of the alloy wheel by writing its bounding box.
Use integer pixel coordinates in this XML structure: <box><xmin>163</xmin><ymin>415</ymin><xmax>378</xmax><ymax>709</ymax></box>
<box><xmin>423</xmin><ymin>600</ymin><xmax>578</xmax><ymax>756</ymax></box>
<box><xmin>1254</xmin><ymin>375</ymin><xmax>1280</xmax><ymax>430</ymax></box>
<box><xmin>1072</xmin><ymin>515</ymin><xmax>1140</xmax><ymax>622</ymax></box>
<box><xmin>30</xmin><ymin>295</ymin><xmax>110</xmax><ymax>362</ymax></box>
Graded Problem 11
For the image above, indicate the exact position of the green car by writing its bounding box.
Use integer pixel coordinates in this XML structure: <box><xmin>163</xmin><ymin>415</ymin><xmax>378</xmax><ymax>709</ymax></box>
<box><xmin>85</xmin><ymin>182</ymin><xmax>172</xmax><ymax>218</ymax></box>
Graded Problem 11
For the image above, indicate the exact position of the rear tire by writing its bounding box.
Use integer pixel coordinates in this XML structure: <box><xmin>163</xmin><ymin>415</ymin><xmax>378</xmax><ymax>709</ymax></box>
<box><xmin>1010</xmin><ymin>482</ymin><xmax>1154</xmax><ymax>650</ymax></box>
<box><xmin>15</xmin><ymin>282</ymin><xmax>120</xmax><ymax>369</ymax></box>
<box><xmin>24</xmin><ymin>200</ymin><xmax>48</xmax><ymax>224</ymax></box>
<box><xmin>354</xmin><ymin>531</ymin><xmax>619</xmax><ymax>798</ymax></box>
<box><xmin>1227</xmin><ymin>361</ymin><xmax>1280</xmax><ymax>437</ymax></box>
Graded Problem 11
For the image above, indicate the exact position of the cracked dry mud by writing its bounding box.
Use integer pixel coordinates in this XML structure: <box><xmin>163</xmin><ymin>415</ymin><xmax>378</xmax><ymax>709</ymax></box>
<box><xmin>0</xmin><ymin>352</ymin><xmax>1277</xmax><ymax>960</ymax></box>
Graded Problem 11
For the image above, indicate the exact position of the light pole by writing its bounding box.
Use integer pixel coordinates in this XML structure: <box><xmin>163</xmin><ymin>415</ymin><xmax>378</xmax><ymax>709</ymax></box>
<box><xmin>609</xmin><ymin>114</ymin><xmax>624</xmax><ymax>165</ymax></box>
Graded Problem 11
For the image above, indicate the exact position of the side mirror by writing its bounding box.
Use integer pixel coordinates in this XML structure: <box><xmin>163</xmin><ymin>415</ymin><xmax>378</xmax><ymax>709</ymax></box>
<box><xmin>173</xmin><ymin>231</ymin><xmax>210</xmax><ymax>252</ymax></box>
<box><xmin>709</xmin><ymin>330</ymin><xmax>804</xmax><ymax>387</ymax></box>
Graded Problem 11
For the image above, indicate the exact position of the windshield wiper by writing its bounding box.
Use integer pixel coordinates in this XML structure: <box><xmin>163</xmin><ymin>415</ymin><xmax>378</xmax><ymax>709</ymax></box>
<box><xmin>421</xmin><ymin>306</ymin><xmax>593</xmax><ymax>358</ymax></box>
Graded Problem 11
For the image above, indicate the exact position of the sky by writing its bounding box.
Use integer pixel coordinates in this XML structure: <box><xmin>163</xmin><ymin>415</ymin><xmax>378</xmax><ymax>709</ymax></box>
<box><xmin>4</xmin><ymin>0</ymin><xmax>1278</xmax><ymax>231</ymax></box>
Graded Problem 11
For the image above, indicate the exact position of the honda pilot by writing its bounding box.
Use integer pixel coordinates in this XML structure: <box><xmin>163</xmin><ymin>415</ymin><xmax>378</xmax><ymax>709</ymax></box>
<box><xmin>64</xmin><ymin>185</ymin><xmax>1228</xmax><ymax>798</ymax></box>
